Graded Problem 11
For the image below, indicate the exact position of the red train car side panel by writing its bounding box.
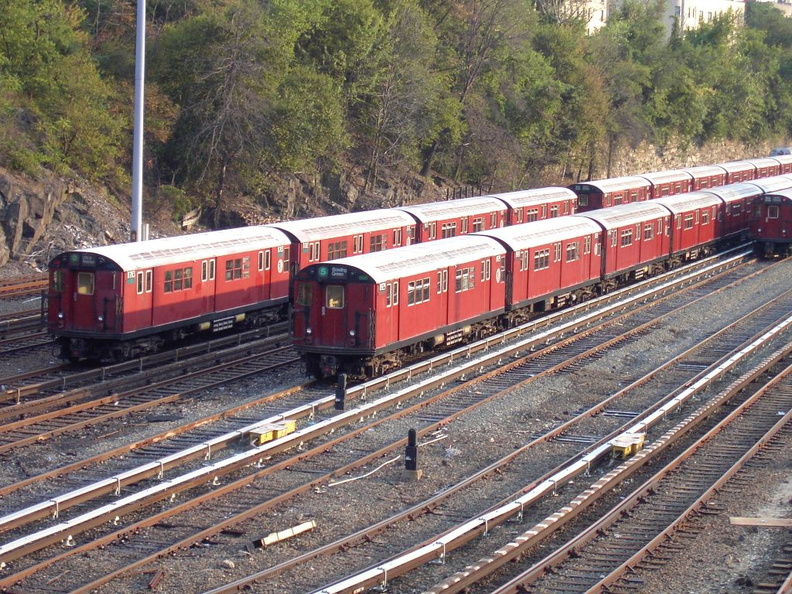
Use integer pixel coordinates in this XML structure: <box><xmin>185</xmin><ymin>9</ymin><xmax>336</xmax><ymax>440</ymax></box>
<box><xmin>576</xmin><ymin>202</ymin><xmax>671</xmax><ymax>280</ymax></box>
<box><xmin>654</xmin><ymin>192</ymin><xmax>721</xmax><ymax>257</ymax></box>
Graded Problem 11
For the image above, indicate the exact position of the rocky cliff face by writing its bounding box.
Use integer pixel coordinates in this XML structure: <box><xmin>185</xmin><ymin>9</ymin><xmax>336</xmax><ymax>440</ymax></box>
<box><xmin>0</xmin><ymin>168</ymin><xmax>132</xmax><ymax>275</ymax></box>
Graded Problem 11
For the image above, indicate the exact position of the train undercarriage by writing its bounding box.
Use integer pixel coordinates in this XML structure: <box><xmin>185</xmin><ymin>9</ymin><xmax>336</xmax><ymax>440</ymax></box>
<box><xmin>57</xmin><ymin>303</ymin><xmax>289</xmax><ymax>363</ymax></box>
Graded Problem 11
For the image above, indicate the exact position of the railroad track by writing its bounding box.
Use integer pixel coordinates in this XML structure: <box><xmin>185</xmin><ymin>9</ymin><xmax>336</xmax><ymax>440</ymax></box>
<box><xmin>0</xmin><ymin>252</ymin><xmax>787</xmax><ymax>592</ymax></box>
<box><xmin>0</xmin><ymin>274</ymin><xmax>47</xmax><ymax>300</ymax></box>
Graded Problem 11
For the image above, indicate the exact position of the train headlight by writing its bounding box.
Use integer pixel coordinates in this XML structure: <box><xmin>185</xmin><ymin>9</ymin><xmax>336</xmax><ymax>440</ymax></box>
<box><xmin>306</xmin><ymin>327</ymin><xmax>312</xmax><ymax>335</ymax></box>
<box><xmin>348</xmin><ymin>330</ymin><xmax>356</xmax><ymax>337</ymax></box>
<box><xmin>97</xmin><ymin>316</ymin><xmax>104</xmax><ymax>322</ymax></box>
<box><xmin>58</xmin><ymin>312</ymin><xmax>64</xmax><ymax>319</ymax></box>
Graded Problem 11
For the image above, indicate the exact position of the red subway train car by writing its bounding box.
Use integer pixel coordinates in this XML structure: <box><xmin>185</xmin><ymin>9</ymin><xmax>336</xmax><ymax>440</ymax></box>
<box><xmin>48</xmin><ymin>226</ymin><xmax>293</xmax><ymax>361</ymax></box>
<box><xmin>292</xmin><ymin>236</ymin><xmax>507</xmax><ymax>378</ymax></box>
<box><xmin>750</xmin><ymin>188</ymin><xmax>792</xmax><ymax>257</ymax></box>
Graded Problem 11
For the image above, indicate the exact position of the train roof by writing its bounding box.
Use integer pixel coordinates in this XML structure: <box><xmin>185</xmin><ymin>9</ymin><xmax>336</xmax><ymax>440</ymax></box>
<box><xmin>701</xmin><ymin>182</ymin><xmax>765</xmax><ymax>202</ymax></box>
<box><xmin>571</xmin><ymin>176</ymin><xmax>651</xmax><ymax>193</ymax></box>
<box><xmin>52</xmin><ymin>225</ymin><xmax>293</xmax><ymax>271</ymax></box>
<box><xmin>395</xmin><ymin>196</ymin><xmax>507</xmax><ymax>223</ymax></box>
<box><xmin>771</xmin><ymin>154</ymin><xmax>792</xmax><ymax>168</ymax></box>
<box><xmin>574</xmin><ymin>201</ymin><xmax>669</xmax><ymax>229</ymax></box>
<box><xmin>478</xmin><ymin>217</ymin><xmax>602</xmax><ymax>250</ymax></box>
<box><xmin>484</xmin><ymin>187</ymin><xmax>576</xmax><ymax>207</ymax></box>
<box><xmin>271</xmin><ymin>210</ymin><xmax>416</xmax><ymax>242</ymax></box>
<box><xmin>744</xmin><ymin>174</ymin><xmax>792</xmax><ymax>193</ymax></box>
<box><xmin>717</xmin><ymin>160</ymin><xmax>754</xmax><ymax>173</ymax></box>
<box><xmin>305</xmin><ymin>235</ymin><xmax>506</xmax><ymax>283</ymax></box>
<box><xmin>746</xmin><ymin>157</ymin><xmax>781</xmax><ymax>170</ymax></box>
<box><xmin>762</xmin><ymin>188</ymin><xmax>792</xmax><ymax>202</ymax></box>
<box><xmin>638</xmin><ymin>169</ymin><xmax>693</xmax><ymax>184</ymax></box>
<box><xmin>652</xmin><ymin>191</ymin><xmax>722</xmax><ymax>213</ymax></box>
<box><xmin>683</xmin><ymin>164</ymin><xmax>727</xmax><ymax>177</ymax></box>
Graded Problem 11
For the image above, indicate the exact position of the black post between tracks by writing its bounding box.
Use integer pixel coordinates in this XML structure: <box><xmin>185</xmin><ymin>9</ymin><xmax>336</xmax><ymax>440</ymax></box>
<box><xmin>405</xmin><ymin>428</ymin><xmax>418</xmax><ymax>471</ymax></box>
<box><xmin>335</xmin><ymin>373</ymin><xmax>347</xmax><ymax>410</ymax></box>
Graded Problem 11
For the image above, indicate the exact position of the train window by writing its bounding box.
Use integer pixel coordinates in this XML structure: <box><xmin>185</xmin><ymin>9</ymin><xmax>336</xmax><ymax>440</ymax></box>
<box><xmin>174</xmin><ymin>269</ymin><xmax>183</xmax><ymax>291</ymax></box>
<box><xmin>370</xmin><ymin>235</ymin><xmax>385</xmax><ymax>252</ymax></box>
<box><xmin>436</xmin><ymin>272</ymin><xmax>442</xmax><ymax>294</ymax></box>
<box><xmin>491</xmin><ymin>213</ymin><xmax>498</xmax><ymax>227</ymax></box>
<box><xmin>541</xmin><ymin>205</ymin><xmax>547</xmax><ymax>219</ymax></box>
<box><xmin>620</xmin><ymin>229</ymin><xmax>633</xmax><ymax>247</ymax></box>
<box><xmin>657</xmin><ymin>220</ymin><xmax>663</xmax><ymax>234</ymax></box>
<box><xmin>225</xmin><ymin>258</ymin><xmax>246</xmax><ymax>281</ymax></box>
<box><xmin>701</xmin><ymin>210</ymin><xmax>709</xmax><ymax>225</ymax></box>
<box><xmin>554</xmin><ymin>243</ymin><xmax>561</xmax><ymax>262</ymax></box>
<box><xmin>406</xmin><ymin>227</ymin><xmax>415</xmax><ymax>244</ymax></box>
<box><xmin>265</xmin><ymin>251</ymin><xmax>271</xmax><ymax>270</ymax></box>
<box><xmin>461</xmin><ymin>218</ymin><xmax>469</xmax><ymax>234</ymax></box>
<box><xmin>514</xmin><ymin>209</ymin><xmax>523</xmax><ymax>224</ymax></box>
<box><xmin>296</xmin><ymin>283</ymin><xmax>312</xmax><ymax>306</ymax></box>
<box><xmin>281</xmin><ymin>249</ymin><xmax>290</xmax><ymax>270</ymax></box>
<box><xmin>327</xmin><ymin>241</ymin><xmax>347</xmax><ymax>260</ymax></box>
<box><xmin>578</xmin><ymin>194</ymin><xmax>589</xmax><ymax>208</ymax></box>
<box><xmin>481</xmin><ymin>259</ymin><xmax>491</xmax><ymax>281</ymax></box>
<box><xmin>257</xmin><ymin>251</ymin><xmax>266</xmax><ymax>271</ymax></box>
<box><xmin>613</xmin><ymin>195</ymin><xmax>621</xmax><ymax>206</ymax></box>
<box><xmin>564</xmin><ymin>202</ymin><xmax>570</xmax><ymax>215</ymax></box>
<box><xmin>326</xmin><ymin>285</ymin><xmax>344</xmax><ymax>309</ymax></box>
<box><xmin>137</xmin><ymin>272</ymin><xmax>144</xmax><ymax>294</ymax></box>
<box><xmin>52</xmin><ymin>270</ymin><xmax>64</xmax><ymax>292</ymax></box>
<box><xmin>768</xmin><ymin>206</ymin><xmax>780</xmax><ymax>219</ymax></box>
<box><xmin>429</xmin><ymin>222</ymin><xmax>437</xmax><ymax>240</ymax></box>
<box><xmin>644</xmin><ymin>224</ymin><xmax>654</xmax><ymax>240</ymax></box>
<box><xmin>519</xmin><ymin>250</ymin><xmax>529</xmax><ymax>271</ymax></box>
<box><xmin>394</xmin><ymin>229</ymin><xmax>402</xmax><ymax>246</ymax></box>
<box><xmin>526</xmin><ymin>209</ymin><xmax>538</xmax><ymax>223</ymax></box>
<box><xmin>584</xmin><ymin>236</ymin><xmax>592</xmax><ymax>255</ymax></box>
<box><xmin>165</xmin><ymin>270</ymin><xmax>173</xmax><ymax>292</ymax></box>
<box><xmin>386</xmin><ymin>283</ymin><xmax>393</xmax><ymax>307</ymax></box>
<box><xmin>77</xmin><ymin>272</ymin><xmax>95</xmax><ymax>295</ymax></box>
<box><xmin>353</xmin><ymin>235</ymin><xmax>364</xmax><ymax>254</ymax></box>
<box><xmin>146</xmin><ymin>270</ymin><xmax>153</xmax><ymax>292</ymax></box>
<box><xmin>534</xmin><ymin>249</ymin><xmax>550</xmax><ymax>271</ymax></box>
<box><xmin>393</xmin><ymin>281</ymin><xmax>399</xmax><ymax>305</ymax></box>
<box><xmin>472</xmin><ymin>217</ymin><xmax>484</xmax><ymax>232</ymax></box>
<box><xmin>407</xmin><ymin>279</ymin><xmax>431</xmax><ymax>305</ymax></box>
<box><xmin>684</xmin><ymin>214</ymin><xmax>694</xmax><ymax>230</ymax></box>
<box><xmin>184</xmin><ymin>267</ymin><xmax>193</xmax><ymax>289</ymax></box>
<box><xmin>550</xmin><ymin>205</ymin><xmax>559</xmax><ymax>218</ymax></box>
<box><xmin>635</xmin><ymin>224</ymin><xmax>641</xmax><ymax>240</ymax></box>
<box><xmin>441</xmin><ymin>222</ymin><xmax>457</xmax><ymax>238</ymax></box>
<box><xmin>310</xmin><ymin>242</ymin><xmax>321</xmax><ymax>262</ymax></box>
<box><xmin>455</xmin><ymin>267</ymin><xmax>475</xmax><ymax>292</ymax></box>
<box><xmin>566</xmin><ymin>243</ymin><xmax>579</xmax><ymax>262</ymax></box>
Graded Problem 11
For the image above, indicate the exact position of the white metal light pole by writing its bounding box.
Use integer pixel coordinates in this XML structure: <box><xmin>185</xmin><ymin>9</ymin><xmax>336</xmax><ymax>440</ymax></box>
<box><xmin>131</xmin><ymin>0</ymin><xmax>145</xmax><ymax>241</ymax></box>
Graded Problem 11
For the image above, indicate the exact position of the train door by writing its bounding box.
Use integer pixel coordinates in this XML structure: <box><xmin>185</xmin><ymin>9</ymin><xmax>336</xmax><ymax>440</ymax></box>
<box><xmin>318</xmin><ymin>283</ymin><xmax>350</xmax><ymax>347</ymax></box>
<box><xmin>72</xmin><ymin>268</ymin><xmax>122</xmax><ymax>333</ymax></box>
<box><xmin>130</xmin><ymin>269</ymin><xmax>154</xmax><ymax>331</ymax></box>
<box><xmin>762</xmin><ymin>202</ymin><xmax>785</xmax><ymax>240</ymax></box>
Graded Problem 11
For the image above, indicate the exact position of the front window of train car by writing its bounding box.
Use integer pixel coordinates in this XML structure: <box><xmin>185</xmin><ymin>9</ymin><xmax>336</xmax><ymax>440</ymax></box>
<box><xmin>77</xmin><ymin>272</ymin><xmax>95</xmax><ymax>295</ymax></box>
<box><xmin>52</xmin><ymin>270</ymin><xmax>64</xmax><ymax>292</ymax></box>
<box><xmin>326</xmin><ymin>285</ymin><xmax>344</xmax><ymax>309</ymax></box>
<box><xmin>296</xmin><ymin>283</ymin><xmax>313</xmax><ymax>306</ymax></box>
